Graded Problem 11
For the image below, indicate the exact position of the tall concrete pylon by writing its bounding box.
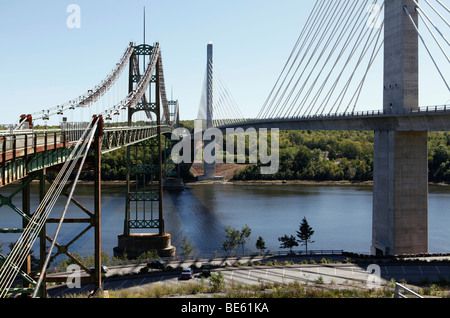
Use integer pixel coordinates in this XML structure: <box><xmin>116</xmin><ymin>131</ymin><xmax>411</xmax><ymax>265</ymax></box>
<box><xmin>204</xmin><ymin>41</ymin><xmax>216</xmax><ymax>179</ymax></box>
<box><xmin>371</xmin><ymin>0</ymin><xmax>428</xmax><ymax>255</ymax></box>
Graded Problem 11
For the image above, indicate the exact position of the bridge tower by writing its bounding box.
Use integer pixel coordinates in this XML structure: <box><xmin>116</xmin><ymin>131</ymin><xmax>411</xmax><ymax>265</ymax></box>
<box><xmin>371</xmin><ymin>0</ymin><xmax>427</xmax><ymax>255</ymax></box>
<box><xmin>203</xmin><ymin>41</ymin><xmax>217</xmax><ymax>179</ymax></box>
<box><xmin>114</xmin><ymin>43</ymin><xmax>176</xmax><ymax>258</ymax></box>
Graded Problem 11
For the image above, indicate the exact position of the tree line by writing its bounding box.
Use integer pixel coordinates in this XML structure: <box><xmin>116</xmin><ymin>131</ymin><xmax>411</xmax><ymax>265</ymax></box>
<box><xmin>73</xmin><ymin>120</ymin><xmax>450</xmax><ymax>184</ymax></box>
<box><xmin>233</xmin><ymin>130</ymin><xmax>450</xmax><ymax>183</ymax></box>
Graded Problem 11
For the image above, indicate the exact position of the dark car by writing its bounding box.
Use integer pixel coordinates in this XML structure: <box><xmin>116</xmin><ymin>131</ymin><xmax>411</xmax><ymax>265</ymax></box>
<box><xmin>200</xmin><ymin>263</ymin><xmax>212</xmax><ymax>277</ymax></box>
<box><xmin>90</xmin><ymin>265</ymin><xmax>109</xmax><ymax>274</ymax></box>
<box><xmin>147</xmin><ymin>260</ymin><xmax>167</xmax><ymax>269</ymax></box>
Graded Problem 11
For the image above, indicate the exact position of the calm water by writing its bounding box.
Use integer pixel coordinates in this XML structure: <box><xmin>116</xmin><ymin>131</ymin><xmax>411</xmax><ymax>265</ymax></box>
<box><xmin>1</xmin><ymin>182</ymin><xmax>450</xmax><ymax>259</ymax></box>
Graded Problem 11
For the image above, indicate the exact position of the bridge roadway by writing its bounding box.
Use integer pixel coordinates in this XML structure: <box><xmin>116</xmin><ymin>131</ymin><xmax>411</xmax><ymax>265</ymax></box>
<box><xmin>44</xmin><ymin>254</ymin><xmax>450</xmax><ymax>298</ymax></box>
<box><xmin>0</xmin><ymin>124</ymin><xmax>173</xmax><ymax>187</ymax></box>
<box><xmin>2</xmin><ymin>104</ymin><xmax>449</xmax><ymax>188</ymax></box>
<box><xmin>217</xmin><ymin>105</ymin><xmax>450</xmax><ymax>132</ymax></box>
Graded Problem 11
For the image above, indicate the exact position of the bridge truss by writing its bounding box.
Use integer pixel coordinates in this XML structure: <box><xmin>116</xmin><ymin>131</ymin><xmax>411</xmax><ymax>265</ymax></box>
<box><xmin>0</xmin><ymin>41</ymin><xmax>178</xmax><ymax>298</ymax></box>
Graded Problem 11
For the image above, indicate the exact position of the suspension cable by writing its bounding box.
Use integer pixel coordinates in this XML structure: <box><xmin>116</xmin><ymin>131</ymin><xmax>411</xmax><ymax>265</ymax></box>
<box><xmin>0</xmin><ymin>121</ymin><xmax>95</xmax><ymax>297</ymax></box>
<box><xmin>404</xmin><ymin>6</ymin><xmax>449</xmax><ymax>91</ymax></box>
<box><xmin>32</xmin><ymin>117</ymin><xmax>100</xmax><ymax>298</ymax></box>
<box><xmin>417</xmin><ymin>7</ymin><xmax>449</xmax><ymax>63</ymax></box>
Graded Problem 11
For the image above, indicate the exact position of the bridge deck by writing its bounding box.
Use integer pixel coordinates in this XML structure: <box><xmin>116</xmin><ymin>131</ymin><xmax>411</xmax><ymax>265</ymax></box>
<box><xmin>0</xmin><ymin>125</ymin><xmax>172</xmax><ymax>187</ymax></box>
<box><xmin>218</xmin><ymin>105</ymin><xmax>450</xmax><ymax>132</ymax></box>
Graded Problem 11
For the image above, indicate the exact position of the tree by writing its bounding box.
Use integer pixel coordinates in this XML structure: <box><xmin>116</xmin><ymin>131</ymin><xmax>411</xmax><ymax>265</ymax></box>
<box><xmin>296</xmin><ymin>217</ymin><xmax>315</xmax><ymax>254</ymax></box>
<box><xmin>256</xmin><ymin>236</ymin><xmax>266</xmax><ymax>254</ymax></box>
<box><xmin>278</xmin><ymin>234</ymin><xmax>298</xmax><ymax>252</ymax></box>
<box><xmin>221</xmin><ymin>226</ymin><xmax>240</xmax><ymax>255</ymax></box>
<box><xmin>238</xmin><ymin>225</ymin><xmax>252</xmax><ymax>255</ymax></box>
<box><xmin>180</xmin><ymin>237</ymin><xmax>195</xmax><ymax>257</ymax></box>
<box><xmin>222</xmin><ymin>225</ymin><xmax>252</xmax><ymax>256</ymax></box>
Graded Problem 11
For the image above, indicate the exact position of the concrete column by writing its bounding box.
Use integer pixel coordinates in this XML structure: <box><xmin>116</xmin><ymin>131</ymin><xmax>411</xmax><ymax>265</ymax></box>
<box><xmin>372</xmin><ymin>0</ymin><xmax>428</xmax><ymax>255</ymax></box>
<box><xmin>383</xmin><ymin>0</ymin><xmax>419</xmax><ymax>112</ymax></box>
<box><xmin>372</xmin><ymin>131</ymin><xmax>428</xmax><ymax>255</ymax></box>
<box><xmin>204</xmin><ymin>41</ymin><xmax>216</xmax><ymax>178</ymax></box>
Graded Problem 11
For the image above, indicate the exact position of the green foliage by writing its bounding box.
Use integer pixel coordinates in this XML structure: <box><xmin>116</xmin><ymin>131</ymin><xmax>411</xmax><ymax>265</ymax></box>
<box><xmin>209</xmin><ymin>271</ymin><xmax>225</xmax><ymax>292</ymax></box>
<box><xmin>278</xmin><ymin>234</ymin><xmax>298</xmax><ymax>251</ymax></box>
<box><xmin>428</xmin><ymin>132</ymin><xmax>450</xmax><ymax>182</ymax></box>
<box><xmin>233</xmin><ymin>130</ymin><xmax>374</xmax><ymax>182</ymax></box>
<box><xmin>233</xmin><ymin>130</ymin><xmax>450</xmax><ymax>183</ymax></box>
<box><xmin>74</xmin><ymin>122</ymin><xmax>450</xmax><ymax>184</ymax></box>
<box><xmin>136</xmin><ymin>250</ymin><xmax>160</xmax><ymax>260</ymax></box>
<box><xmin>256</xmin><ymin>236</ymin><xmax>266</xmax><ymax>253</ymax></box>
<box><xmin>180</xmin><ymin>237</ymin><xmax>195</xmax><ymax>257</ymax></box>
<box><xmin>297</xmin><ymin>217</ymin><xmax>315</xmax><ymax>253</ymax></box>
<box><xmin>221</xmin><ymin>225</ymin><xmax>252</xmax><ymax>256</ymax></box>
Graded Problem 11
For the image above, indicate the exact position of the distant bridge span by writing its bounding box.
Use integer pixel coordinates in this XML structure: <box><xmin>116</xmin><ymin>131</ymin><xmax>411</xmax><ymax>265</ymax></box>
<box><xmin>217</xmin><ymin>105</ymin><xmax>450</xmax><ymax>132</ymax></box>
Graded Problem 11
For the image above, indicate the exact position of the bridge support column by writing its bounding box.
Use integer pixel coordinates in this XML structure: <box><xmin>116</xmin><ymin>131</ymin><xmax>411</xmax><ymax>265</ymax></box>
<box><xmin>203</xmin><ymin>41</ymin><xmax>216</xmax><ymax>179</ymax></box>
<box><xmin>371</xmin><ymin>0</ymin><xmax>427</xmax><ymax>256</ymax></box>
<box><xmin>115</xmin><ymin>43</ymin><xmax>175</xmax><ymax>259</ymax></box>
<box><xmin>372</xmin><ymin>131</ymin><xmax>428</xmax><ymax>255</ymax></box>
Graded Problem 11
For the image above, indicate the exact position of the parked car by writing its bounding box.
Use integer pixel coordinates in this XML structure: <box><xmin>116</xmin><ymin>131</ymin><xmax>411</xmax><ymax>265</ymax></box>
<box><xmin>147</xmin><ymin>260</ymin><xmax>167</xmax><ymax>269</ymax></box>
<box><xmin>180</xmin><ymin>267</ymin><xmax>193</xmax><ymax>280</ymax></box>
<box><xmin>200</xmin><ymin>263</ymin><xmax>212</xmax><ymax>277</ymax></box>
<box><xmin>90</xmin><ymin>265</ymin><xmax>109</xmax><ymax>274</ymax></box>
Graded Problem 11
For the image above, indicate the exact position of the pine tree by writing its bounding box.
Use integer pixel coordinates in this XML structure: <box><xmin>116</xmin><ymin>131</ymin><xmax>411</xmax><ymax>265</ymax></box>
<box><xmin>278</xmin><ymin>234</ymin><xmax>298</xmax><ymax>252</ymax></box>
<box><xmin>296</xmin><ymin>217</ymin><xmax>315</xmax><ymax>254</ymax></box>
<box><xmin>256</xmin><ymin>236</ymin><xmax>266</xmax><ymax>253</ymax></box>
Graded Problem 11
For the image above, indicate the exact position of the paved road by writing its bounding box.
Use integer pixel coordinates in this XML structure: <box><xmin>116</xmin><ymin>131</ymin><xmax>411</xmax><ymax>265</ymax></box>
<box><xmin>46</xmin><ymin>258</ymin><xmax>450</xmax><ymax>298</ymax></box>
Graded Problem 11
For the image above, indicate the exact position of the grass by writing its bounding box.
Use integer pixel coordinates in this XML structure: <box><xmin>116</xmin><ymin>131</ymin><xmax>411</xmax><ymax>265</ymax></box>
<box><xmin>98</xmin><ymin>279</ymin><xmax>398</xmax><ymax>299</ymax></box>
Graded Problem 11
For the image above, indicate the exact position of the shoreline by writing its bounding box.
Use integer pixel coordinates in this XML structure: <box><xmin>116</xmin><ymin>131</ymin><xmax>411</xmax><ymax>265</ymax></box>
<box><xmin>186</xmin><ymin>179</ymin><xmax>374</xmax><ymax>186</ymax></box>
<box><xmin>33</xmin><ymin>179</ymin><xmax>450</xmax><ymax>187</ymax></box>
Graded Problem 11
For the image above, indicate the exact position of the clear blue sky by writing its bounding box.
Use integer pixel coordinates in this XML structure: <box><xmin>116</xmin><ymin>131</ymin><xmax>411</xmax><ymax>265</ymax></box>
<box><xmin>0</xmin><ymin>1</ymin><xmax>448</xmax><ymax>124</ymax></box>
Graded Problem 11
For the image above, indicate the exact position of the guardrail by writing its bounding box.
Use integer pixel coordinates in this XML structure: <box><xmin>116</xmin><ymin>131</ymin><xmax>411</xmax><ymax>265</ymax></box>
<box><xmin>394</xmin><ymin>282</ymin><xmax>423</xmax><ymax>298</ymax></box>
<box><xmin>221</xmin><ymin>104</ymin><xmax>450</xmax><ymax>127</ymax></box>
<box><xmin>0</xmin><ymin>124</ymin><xmax>173</xmax><ymax>187</ymax></box>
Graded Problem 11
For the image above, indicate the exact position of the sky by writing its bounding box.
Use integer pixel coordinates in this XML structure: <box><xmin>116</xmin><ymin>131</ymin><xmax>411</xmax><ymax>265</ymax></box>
<box><xmin>0</xmin><ymin>0</ymin><xmax>448</xmax><ymax>125</ymax></box>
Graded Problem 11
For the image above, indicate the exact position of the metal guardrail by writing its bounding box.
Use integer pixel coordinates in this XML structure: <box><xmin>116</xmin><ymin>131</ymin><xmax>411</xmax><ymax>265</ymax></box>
<box><xmin>273</xmin><ymin>249</ymin><xmax>344</xmax><ymax>256</ymax></box>
<box><xmin>228</xmin><ymin>104</ymin><xmax>450</xmax><ymax>126</ymax></box>
<box><xmin>394</xmin><ymin>283</ymin><xmax>423</xmax><ymax>298</ymax></box>
<box><xmin>0</xmin><ymin>124</ymin><xmax>173</xmax><ymax>187</ymax></box>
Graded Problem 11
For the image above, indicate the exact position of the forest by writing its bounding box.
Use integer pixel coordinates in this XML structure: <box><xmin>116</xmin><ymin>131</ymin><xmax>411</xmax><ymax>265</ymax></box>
<box><xmin>232</xmin><ymin>129</ymin><xmax>450</xmax><ymax>183</ymax></box>
<box><xmin>95</xmin><ymin>120</ymin><xmax>450</xmax><ymax>184</ymax></box>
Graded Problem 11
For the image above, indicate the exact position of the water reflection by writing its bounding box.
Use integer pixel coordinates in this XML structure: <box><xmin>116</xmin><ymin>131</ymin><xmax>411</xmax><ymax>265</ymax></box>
<box><xmin>0</xmin><ymin>182</ymin><xmax>449</xmax><ymax>259</ymax></box>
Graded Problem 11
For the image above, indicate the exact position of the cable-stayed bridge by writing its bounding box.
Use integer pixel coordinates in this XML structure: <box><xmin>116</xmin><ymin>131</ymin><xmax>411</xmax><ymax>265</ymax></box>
<box><xmin>0</xmin><ymin>0</ymin><xmax>448</xmax><ymax>298</ymax></box>
<box><xmin>194</xmin><ymin>0</ymin><xmax>449</xmax><ymax>260</ymax></box>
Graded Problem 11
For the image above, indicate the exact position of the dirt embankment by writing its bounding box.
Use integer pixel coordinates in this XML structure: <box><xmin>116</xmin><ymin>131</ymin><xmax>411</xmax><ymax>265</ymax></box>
<box><xmin>189</xmin><ymin>163</ymin><xmax>247</xmax><ymax>181</ymax></box>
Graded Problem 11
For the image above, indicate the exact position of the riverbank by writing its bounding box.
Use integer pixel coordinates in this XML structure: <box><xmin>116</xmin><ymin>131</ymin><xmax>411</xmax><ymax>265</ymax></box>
<box><xmin>25</xmin><ymin>177</ymin><xmax>450</xmax><ymax>188</ymax></box>
<box><xmin>187</xmin><ymin>179</ymin><xmax>374</xmax><ymax>186</ymax></box>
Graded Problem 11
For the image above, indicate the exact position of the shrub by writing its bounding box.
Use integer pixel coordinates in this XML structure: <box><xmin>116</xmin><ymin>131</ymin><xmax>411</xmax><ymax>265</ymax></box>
<box><xmin>209</xmin><ymin>272</ymin><xmax>225</xmax><ymax>293</ymax></box>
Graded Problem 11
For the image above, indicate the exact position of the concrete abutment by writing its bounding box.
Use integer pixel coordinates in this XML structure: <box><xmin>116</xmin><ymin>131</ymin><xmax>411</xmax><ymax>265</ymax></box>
<box><xmin>114</xmin><ymin>233</ymin><xmax>176</xmax><ymax>259</ymax></box>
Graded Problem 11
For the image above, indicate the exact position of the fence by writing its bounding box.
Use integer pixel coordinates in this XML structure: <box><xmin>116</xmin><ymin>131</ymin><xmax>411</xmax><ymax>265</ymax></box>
<box><xmin>394</xmin><ymin>283</ymin><xmax>423</xmax><ymax>298</ymax></box>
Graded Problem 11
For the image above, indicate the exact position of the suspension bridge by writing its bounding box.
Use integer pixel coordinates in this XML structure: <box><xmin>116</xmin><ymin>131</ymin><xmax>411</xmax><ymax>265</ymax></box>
<box><xmin>0</xmin><ymin>0</ymin><xmax>449</xmax><ymax>298</ymax></box>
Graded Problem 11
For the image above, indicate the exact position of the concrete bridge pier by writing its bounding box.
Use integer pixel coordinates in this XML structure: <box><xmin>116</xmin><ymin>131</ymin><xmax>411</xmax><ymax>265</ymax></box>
<box><xmin>372</xmin><ymin>130</ymin><xmax>428</xmax><ymax>255</ymax></box>
<box><xmin>371</xmin><ymin>0</ymin><xmax>428</xmax><ymax>256</ymax></box>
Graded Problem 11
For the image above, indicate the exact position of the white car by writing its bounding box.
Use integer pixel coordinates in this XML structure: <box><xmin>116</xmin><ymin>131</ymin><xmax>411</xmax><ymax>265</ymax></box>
<box><xmin>180</xmin><ymin>267</ymin><xmax>193</xmax><ymax>279</ymax></box>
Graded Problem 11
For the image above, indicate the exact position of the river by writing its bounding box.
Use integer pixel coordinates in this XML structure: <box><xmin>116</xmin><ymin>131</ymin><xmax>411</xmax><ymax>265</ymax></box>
<box><xmin>1</xmin><ymin>182</ymin><xmax>449</xmax><ymax>260</ymax></box>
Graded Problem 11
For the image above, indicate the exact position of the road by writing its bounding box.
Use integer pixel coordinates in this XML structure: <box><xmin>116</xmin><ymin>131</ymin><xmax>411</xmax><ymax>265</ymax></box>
<box><xmin>45</xmin><ymin>257</ymin><xmax>450</xmax><ymax>298</ymax></box>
